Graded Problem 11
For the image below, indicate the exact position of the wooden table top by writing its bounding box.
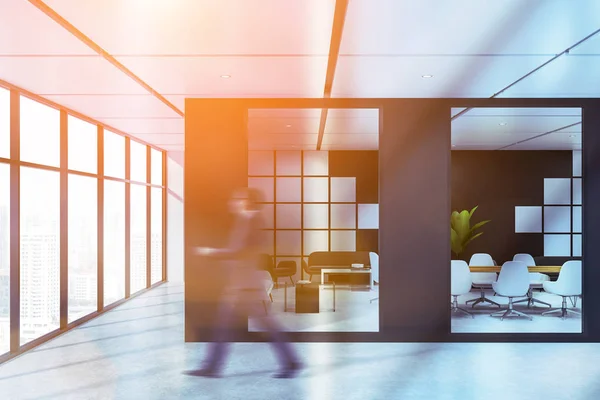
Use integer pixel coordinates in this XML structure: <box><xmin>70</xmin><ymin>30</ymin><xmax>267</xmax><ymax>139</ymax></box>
<box><xmin>469</xmin><ymin>266</ymin><xmax>562</xmax><ymax>273</ymax></box>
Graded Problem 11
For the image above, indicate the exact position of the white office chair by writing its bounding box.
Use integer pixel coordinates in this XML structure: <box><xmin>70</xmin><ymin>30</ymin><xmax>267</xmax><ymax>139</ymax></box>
<box><xmin>258</xmin><ymin>271</ymin><xmax>274</xmax><ymax>314</ymax></box>
<box><xmin>542</xmin><ymin>260</ymin><xmax>582</xmax><ymax>320</ymax></box>
<box><xmin>491</xmin><ymin>261</ymin><xmax>532</xmax><ymax>321</ymax></box>
<box><xmin>369</xmin><ymin>252</ymin><xmax>379</xmax><ymax>303</ymax></box>
<box><xmin>512</xmin><ymin>253</ymin><xmax>551</xmax><ymax>308</ymax></box>
<box><xmin>466</xmin><ymin>253</ymin><xmax>500</xmax><ymax>308</ymax></box>
<box><xmin>451</xmin><ymin>260</ymin><xmax>474</xmax><ymax>318</ymax></box>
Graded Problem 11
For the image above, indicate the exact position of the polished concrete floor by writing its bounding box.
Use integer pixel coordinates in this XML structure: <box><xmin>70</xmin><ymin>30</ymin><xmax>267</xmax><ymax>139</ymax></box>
<box><xmin>1</xmin><ymin>282</ymin><xmax>600</xmax><ymax>400</ymax></box>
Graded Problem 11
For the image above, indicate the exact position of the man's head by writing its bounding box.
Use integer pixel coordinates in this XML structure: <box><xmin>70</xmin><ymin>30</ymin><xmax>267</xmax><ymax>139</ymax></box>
<box><xmin>229</xmin><ymin>187</ymin><xmax>263</xmax><ymax>214</ymax></box>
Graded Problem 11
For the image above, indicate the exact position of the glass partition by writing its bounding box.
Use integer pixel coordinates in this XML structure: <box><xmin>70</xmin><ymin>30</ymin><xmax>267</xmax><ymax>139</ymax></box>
<box><xmin>450</xmin><ymin>107</ymin><xmax>583</xmax><ymax>334</ymax></box>
<box><xmin>247</xmin><ymin>108</ymin><xmax>380</xmax><ymax>333</ymax></box>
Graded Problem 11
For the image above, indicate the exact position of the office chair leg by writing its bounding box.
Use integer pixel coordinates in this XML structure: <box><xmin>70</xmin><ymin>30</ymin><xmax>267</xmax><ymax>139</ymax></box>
<box><xmin>466</xmin><ymin>289</ymin><xmax>501</xmax><ymax>308</ymax></box>
<box><xmin>490</xmin><ymin>298</ymin><xmax>532</xmax><ymax>321</ymax></box>
<box><xmin>570</xmin><ymin>296</ymin><xmax>579</xmax><ymax>307</ymax></box>
<box><xmin>289</xmin><ymin>276</ymin><xmax>295</xmax><ymax>286</ymax></box>
<box><xmin>262</xmin><ymin>300</ymin><xmax>268</xmax><ymax>315</ymax></box>
<box><xmin>514</xmin><ymin>289</ymin><xmax>551</xmax><ymax>308</ymax></box>
<box><xmin>269</xmin><ymin>293</ymin><xmax>273</xmax><ymax>303</ymax></box>
<box><xmin>370</xmin><ymin>297</ymin><xmax>379</xmax><ymax>303</ymax></box>
<box><xmin>451</xmin><ymin>295</ymin><xmax>473</xmax><ymax>318</ymax></box>
<box><xmin>543</xmin><ymin>297</ymin><xmax>581</xmax><ymax>320</ymax></box>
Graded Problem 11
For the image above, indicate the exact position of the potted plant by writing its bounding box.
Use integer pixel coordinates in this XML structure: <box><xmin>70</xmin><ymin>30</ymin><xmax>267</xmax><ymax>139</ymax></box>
<box><xmin>451</xmin><ymin>206</ymin><xmax>490</xmax><ymax>259</ymax></box>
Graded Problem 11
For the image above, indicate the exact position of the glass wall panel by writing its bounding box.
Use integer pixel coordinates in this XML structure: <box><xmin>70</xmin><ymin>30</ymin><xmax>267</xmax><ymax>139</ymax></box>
<box><xmin>247</xmin><ymin>108</ymin><xmax>380</xmax><ymax>334</ymax></box>
<box><xmin>104</xmin><ymin>130</ymin><xmax>125</xmax><ymax>179</ymax></box>
<box><xmin>150</xmin><ymin>148</ymin><xmax>163</xmax><ymax>186</ymax></box>
<box><xmin>130</xmin><ymin>184</ymin><xmax>147</xmax><ymax>293</ymax></box>
<box><xmin>0</xmin><ymin>88</ymin><xmax>9</xmax><ymax>159</ymax></box>
<box><xmin>104</xmin><ymin>180</ymin><xmax>125</xmax><ymax>306</ymax></box>
<box><xmin>303</xmin><ymin>151</ymin><xmax>328</xmax><ymax>176</ymax></box>
<box><xmin>130</xmin><ymin>141</ymin><xmax>147</xmax><ymax>183</ymax></box>
<box><xmin>0</xmin><ymin>164</ymin><xmax>9</xmax><ymax>354</ymax></box>
<box><xmin>68</xmin><ymin>116</ymin><xmax>97</xmax><ymax>174</ymax></box>
<box><xmin>451</xmin><ymin>107</ymin><xmax>583</xmax><ymax>334</ymax></box>
<box><xmin>275</xmin><ymin>151</ymin><xmax>301</xmax><ymax>176</ymax></box>
<box><xmin>20</xmin><ymin>167</ymin><xmax>60</xmax><ymax>345</ymax></box>
<box><xmin>248</xmin><ymin>151</ymin><xmax>274</xmax><ymax>176</ymax></box>
<box><xmin>151</xmin><ymin>187</ymin><xmax>162</xmax><ymax>284</ymax></box>
<box><xmin>20</xmin><ymin>97</ymin><xmax>60</xmax><ymax>167</ymax></box>
<box><xmin>68</xmin><ymin>174</ymin><xmax>97</xmax><ymax>323</ymax></box>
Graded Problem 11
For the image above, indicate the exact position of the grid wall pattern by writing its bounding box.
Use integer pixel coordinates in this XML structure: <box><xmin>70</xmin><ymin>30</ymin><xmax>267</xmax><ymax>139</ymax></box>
<box><xmin>514</xmin><ymin>150</ymin><xmax>582</xmax><ymax>257</ymax></box>
<box><xmin>249</xmin><ymin>150</ymin><xmax>379</xmax><ymax>276</ymax></box>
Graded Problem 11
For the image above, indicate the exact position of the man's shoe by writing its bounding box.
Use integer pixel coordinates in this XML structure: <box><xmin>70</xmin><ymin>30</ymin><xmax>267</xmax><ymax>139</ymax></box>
<box><xmin>183</xmin><ymin>368</ymin><xmax>222</xmax><ymax>378</ymax></box>
<box><xmin>272</xmin><ymin>361</ymin><xmax>303</xmax><ymax>379</ymax></box>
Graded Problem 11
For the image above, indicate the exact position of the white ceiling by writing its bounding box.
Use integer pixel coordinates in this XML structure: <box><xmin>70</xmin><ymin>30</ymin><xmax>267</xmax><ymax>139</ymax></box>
<box><xmin>0</xmin><ymin>0</ymin><xmax>598</xmax><ymax>152</ymax></box>
<box><xmin>452</xmin><ymin>108</ymin><xmax>582</xmax><ymax>150</ymax></box>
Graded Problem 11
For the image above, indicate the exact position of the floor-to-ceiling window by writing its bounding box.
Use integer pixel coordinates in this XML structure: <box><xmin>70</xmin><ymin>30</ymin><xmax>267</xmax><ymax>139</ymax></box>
<box><xmin>19</xmin><ymin>97</ymin><xmax>61</xmax><ymax>345</ymax></box>
<box><xmin>0</xmin><ymin>82</ymin><xmax>167</xmax><ymax>361</ymax></box>
<box><xmin>67</xmin><ymin>116</ymin><xmax>98</xmax><ymax>323</ymax></box>
<box><xmin>0</xmin><ymin>87</ymin><xmax>10</xmax><ymax>354</ymax></box>
<box><xmin>103</xmin><ymin>130</ymin><xmax>126</xmax><ymax>306</ymax></box>
<box><xmin>129</xmin><ymin>140</ymin><xmax>147</xmax><ymax>294</ymax></box>
<box><xmin>150</xmin><ymin>148</ymin><xmax>163</xmax><ymax>285</ymax></box>
<box><xmin>0</xmin><ymin>164</ymin><xmax>9</xmax><ymax>355</ymax></box>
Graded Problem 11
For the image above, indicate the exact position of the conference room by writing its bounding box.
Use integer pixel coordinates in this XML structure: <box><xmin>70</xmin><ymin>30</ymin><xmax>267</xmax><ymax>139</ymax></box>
<box><xmin>450</xmin><ymin>107</ymin><xmax>583</xmax><ymax>334</ymax></box>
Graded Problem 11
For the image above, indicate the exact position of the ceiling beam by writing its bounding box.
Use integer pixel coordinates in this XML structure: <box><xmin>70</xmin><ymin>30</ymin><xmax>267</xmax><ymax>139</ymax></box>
<box><xmin>27</xmin><ymin>0</ymin><xmax>184</xmax><ymax>118</ymax></box>
<box><xmin>316</xmin><ymin>0</ymin><xmax>349</xmax><ymax>151</ymax></box>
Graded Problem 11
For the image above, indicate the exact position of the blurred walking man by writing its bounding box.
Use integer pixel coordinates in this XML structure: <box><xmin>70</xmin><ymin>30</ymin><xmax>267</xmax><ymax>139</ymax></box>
<box><xmin>190</xmin><ymin>187</ymin><xmax>302</xmax><ymax>378</ymax></box>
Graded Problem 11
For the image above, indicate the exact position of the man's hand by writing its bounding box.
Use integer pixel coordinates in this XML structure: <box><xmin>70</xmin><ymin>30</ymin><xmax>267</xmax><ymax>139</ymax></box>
<box><xmin>194</xmin><ymin>247</ymin><xmax>214</xmax><ymax>256</ymax></box>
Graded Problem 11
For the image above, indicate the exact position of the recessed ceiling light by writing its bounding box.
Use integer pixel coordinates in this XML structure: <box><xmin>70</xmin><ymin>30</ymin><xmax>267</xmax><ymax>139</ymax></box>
<box><xmin>451</xmin><ymin>144</ymin><xmax>456</xmax><ymax>147</ymax></box>
<box><xmin>421</xmin><ymin>74</ymin><xmax>434</xmax><ymax>78</ymax></box>
<box><xmin>286</xmin><ymin>124</ymin><xmax>292</xmax><ymax>128</ymax></box>
<box><xmin>499</xmin><ymin>122</ymin><xmax>507</xmax><ymax>126</ymax></box>
<box><xmin>569</xmin><ymin>134</ymin><xmax>576</xmax><ymax>138</ymax></box>
<box><xmin>220</xmin><ymin>74</ymin><xmax>231</xmax><ymax>79</ymax></box>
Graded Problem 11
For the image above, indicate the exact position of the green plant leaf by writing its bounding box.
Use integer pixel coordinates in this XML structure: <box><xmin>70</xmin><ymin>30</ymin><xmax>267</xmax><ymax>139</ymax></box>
<box><xmin>456</xmin><ymin>210</ymin><xmax>471</xmax><ymax>244</ymax></box>
<box><xmin>451</xmin><ymin>228</ymin><xmax>462</xmax><ymax>255</ymax></box>
<box><xmin>450</xmin><ymin>211</ymin><xmax>461</xmax><ymax>230</ymax></box>
<box><xmin>450</xmin><ymin>205</ymin><xmax>490</xmax><ymax>256</ymax></box>
<box><xmin>470</xmin><ymin>219</ymin><xmax>491</xmax><ymax>233</ymax></box>
<box><xmin>464</xmin><ymin>231</ymin><xmax>484</xmax><ymax>248</ymax></box>
<box><xmin>469</xmin><ymin>205</ymin><xmax>479</xmax><ymax>218</ymax></box>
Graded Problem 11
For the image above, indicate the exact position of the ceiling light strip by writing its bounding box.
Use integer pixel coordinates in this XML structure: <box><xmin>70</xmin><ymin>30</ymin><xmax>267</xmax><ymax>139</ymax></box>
<box><xmin>27</xmin><ymin>0</ymin><xmax>184</xmax><ymax>118</ymax></box>
<box><xmin>497</xmin><ymin>121</ymin><xmax>581</xmax><ymax>150</ymax></box>
<box><xmin>452</xmin><ymin>27</ymin><xmax>600</xmax><ymax>121</ymax></box>
<box><xmin>316</xmin><ymin>0</ymin><xmax>350</xmax><ymax>150</ymax></box>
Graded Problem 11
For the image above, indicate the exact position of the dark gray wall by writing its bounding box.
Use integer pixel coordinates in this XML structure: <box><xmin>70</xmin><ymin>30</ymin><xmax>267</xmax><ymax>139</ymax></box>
<box><xmin>182</xmin><ymin>98</ymin><xmax>600</xmax><ymax>343</ymax></box>
<box><xmin>184</xmin><ymin>99</ymin><xmax>248</xmax><ymax>342</ymax></box>
<box><xmin>379</xmin><ymin>101</ymin><xmax>450</xmax><ymax>339</ymax></box>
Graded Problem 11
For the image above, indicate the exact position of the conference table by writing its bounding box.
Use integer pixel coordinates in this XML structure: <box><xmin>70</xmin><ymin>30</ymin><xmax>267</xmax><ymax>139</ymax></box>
<box><xmin>469</xmin><ymin>266</ymin><xmax>562</xmax><ymax>273</ymax></box>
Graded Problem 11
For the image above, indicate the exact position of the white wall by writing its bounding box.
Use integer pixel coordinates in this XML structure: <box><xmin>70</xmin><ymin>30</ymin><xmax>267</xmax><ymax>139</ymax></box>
<box><xmin>167</xmin><ymin>151</ymin><xmax>184</xmax><ymax>283</ymax></box>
